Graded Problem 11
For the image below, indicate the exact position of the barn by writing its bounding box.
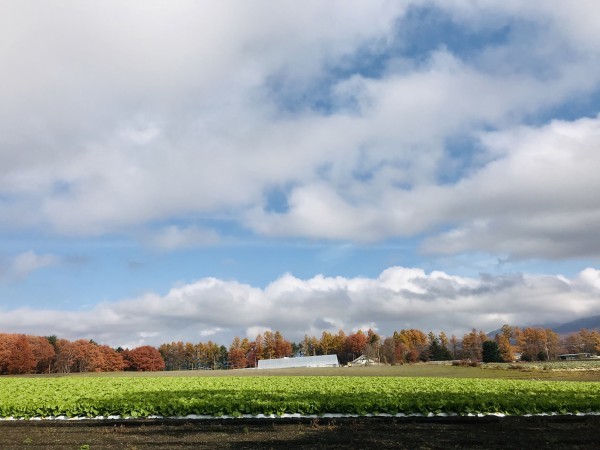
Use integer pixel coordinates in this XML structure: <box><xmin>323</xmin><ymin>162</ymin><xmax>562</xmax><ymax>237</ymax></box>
<box><xmin>257</xmin><ymin>354</ymin><xmax>340</xmax><ymax>369</ymax></box>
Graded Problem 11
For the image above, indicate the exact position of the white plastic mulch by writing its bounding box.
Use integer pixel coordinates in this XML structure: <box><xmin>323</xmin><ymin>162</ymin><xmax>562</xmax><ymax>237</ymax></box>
<box><xmin>1</xmin><ymin>411</ymin><xmax>600</xmax><ymax>421</ymax></box>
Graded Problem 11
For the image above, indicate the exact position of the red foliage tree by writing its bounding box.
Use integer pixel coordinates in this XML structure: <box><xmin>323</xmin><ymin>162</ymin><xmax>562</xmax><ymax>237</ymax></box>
<box><xmin>70</xmin><ymin>339</ymin><xmax>104</xmax><ymax>372</ymax></box>
<box><xmin>228</xmin><ymin>337</ymin><xmax>248</xmax><ymax>369</ymax></box>
<box><xmin>124</xmin><ymin>345</ymin><xmax>165</xmax><ymax>371</ymax></box>
<box><xmin>7</xmin><ymin>334</ymin><xmax>36</xmax><ymax>374</ymax></box>
<box><xmin>54</xmin><ymin>339</ymin><xmax>78</xmax><ymax>373</ymax></box>
<box><xmin>346</xmin><ymin>330</ymin><xmax>368</xmax><ymax>356</ymax></box>
<box><xmin>228</xmin><ymin>347</ymin><xmax>247</xmax><ymax>369</ymax></box>
<box><xmin>99</xmin><ymin>345</ymin><xmax>127</xmax><ymax>372</ymax></box>
<box><xmin>28</xmin><ymin>336</ymin><xmax>56</xmax><ymax>374</ymax></box>
<box><xmin>245</xmin><ymin>340</ymin><xmax>262</xmax><ymax>368</ymax></box>
<box><xmin>0</xmin><ymin>333</ymin><xmax>15</xmax><ymax>374</ymax></box>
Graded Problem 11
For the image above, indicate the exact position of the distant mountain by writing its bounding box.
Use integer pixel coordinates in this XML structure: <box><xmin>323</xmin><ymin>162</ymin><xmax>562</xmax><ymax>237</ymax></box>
<box><xmin>487</xmin><ymin>315</ymin><xmax>600</xmax><ymax>337</ymax></box>
<box><xmin>551</xmin><ymin>315</ymin><xmax>600</xmax><ymax>334</ymax></box>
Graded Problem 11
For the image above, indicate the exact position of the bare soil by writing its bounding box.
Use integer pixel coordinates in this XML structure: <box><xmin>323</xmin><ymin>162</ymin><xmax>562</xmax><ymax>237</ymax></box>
<box><xmin>2</xmin><ymin>415</ymin><xmax>599</xmax><ymax>449</ymax></box>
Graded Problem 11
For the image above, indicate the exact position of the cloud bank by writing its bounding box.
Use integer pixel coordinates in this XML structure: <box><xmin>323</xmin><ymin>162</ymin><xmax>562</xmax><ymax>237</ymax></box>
<box><xmin>1</xmin><ymin>267</ymin><xmax>598</xmax><ymax>348</ymax></box>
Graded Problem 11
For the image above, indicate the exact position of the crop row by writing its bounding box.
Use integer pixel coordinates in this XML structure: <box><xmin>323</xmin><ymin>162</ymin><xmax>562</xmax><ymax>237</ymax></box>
<box><xmin>1</xmin><ymin>376</ymin><xmax>599</xmax><ymax>419</ymax></box>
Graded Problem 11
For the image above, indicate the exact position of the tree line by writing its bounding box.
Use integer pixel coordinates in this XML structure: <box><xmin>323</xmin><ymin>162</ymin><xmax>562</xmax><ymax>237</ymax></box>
<box><xmin>1</xmin><ymin>326</ymin><xmax>599</xmax><ymax>375</ymax></box>
<box><xmin>0</xmin><ymin>334</ymin><xmax>164</xmax><ymax>375</ymax></box>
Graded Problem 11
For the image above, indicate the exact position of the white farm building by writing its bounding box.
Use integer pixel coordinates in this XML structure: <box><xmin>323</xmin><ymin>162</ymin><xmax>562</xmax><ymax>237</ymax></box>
<box><xmin>257</xmin><ymin>354</ymin><xmax>339</xmax><ymax>369</ymax></box>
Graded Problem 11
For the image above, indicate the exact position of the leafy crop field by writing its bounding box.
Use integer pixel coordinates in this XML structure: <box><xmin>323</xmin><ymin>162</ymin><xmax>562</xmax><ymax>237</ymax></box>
<box><xmin>1</xmin><ymin>376</ymin><xmax>599</xmax><ymax>419</ymax></box>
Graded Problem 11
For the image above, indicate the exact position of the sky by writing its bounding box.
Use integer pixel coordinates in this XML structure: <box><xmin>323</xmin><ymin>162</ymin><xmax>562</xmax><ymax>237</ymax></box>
<box><xmin>1</xmin><ymin>0</ymin><xmax>600</xmax><ymax>348</ymax></box>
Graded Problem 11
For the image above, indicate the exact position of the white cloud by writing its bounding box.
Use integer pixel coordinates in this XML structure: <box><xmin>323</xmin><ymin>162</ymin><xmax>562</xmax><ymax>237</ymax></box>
<box><xmin>143</xmin><ymin>225</ymin><xmax>220</xmax><ymax>250</ymax></box>
<box><xmin>1</xmin><ymin>1</ymin><xmax>600</xmax><ymax>262</ymax></box>
<box><xmin>0</xmin><ymin>266</ymin><xmax>598</xmax><ymax>347</ymax></box>
<box><xmin>423</xmin><ymin>116</ymin><xmax>600</xmax><ymax>258</ymax></box>
<box><xmin>1</xmin><ymin>251</ymin><xmax>59</xmax><ymax>280</ymax></box>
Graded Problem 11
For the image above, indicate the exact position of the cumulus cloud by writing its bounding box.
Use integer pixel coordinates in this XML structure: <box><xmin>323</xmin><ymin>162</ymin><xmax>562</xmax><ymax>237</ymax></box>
<box><xmin>0</xmin><ymin>266</ymin><xmax>598</xmax><ymax>347</ymax></box>
<box><xmin>422</xmin><ymin>116</ymin><xmax>600</xmax><ymax>258</ymax></box>
<box><xmin>0</xmin><ymin>1</ymin><xmax>599</xmax><ymax>262</ymax></box>
<box><xmin>0</xmin><ymin>251</ymin><xmax>59</xmax><ymax>280</ymax></box>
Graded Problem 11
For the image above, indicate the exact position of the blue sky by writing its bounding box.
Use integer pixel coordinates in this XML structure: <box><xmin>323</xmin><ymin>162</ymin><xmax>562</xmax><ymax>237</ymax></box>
<box><xmin>1</xmin><ymin>1</ymin><xmax>600</xmax><ymax>348</ymax></box>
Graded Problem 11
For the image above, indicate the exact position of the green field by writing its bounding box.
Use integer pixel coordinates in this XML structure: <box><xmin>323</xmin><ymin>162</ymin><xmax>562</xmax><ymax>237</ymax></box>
<box><xmin>2</xmin><ymin>367</ymin><xmax>600</xmax><ymax>419</ymax></box>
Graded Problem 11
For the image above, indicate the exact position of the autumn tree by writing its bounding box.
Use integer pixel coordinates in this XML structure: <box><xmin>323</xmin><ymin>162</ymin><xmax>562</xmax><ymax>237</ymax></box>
<box><xmin>273</xmin><ymin>331</ymin><xmax>292</xmax><ymax>358</ymax></box>
<box><xmin>381</xmin><ymin>337</ymin><xmax>398</xmax><ymax>365</ymax></box>
<box><xmin>562</xmin><ymin>330</ymin><xmax>600</xmax><ymax>355</ymax></box>
<box><xmin>461</xmin><ymin>329</ymin><xmax>488</xmax><ymax>361</ymax></box>
<box><xmin>563</xmin><ymin>333</ymin><xmax>584</xmax><ymax>354</ymax></box>
<box><xmin>297</xmin><ymin>334</ymin><xmax>316</xmax><ymax>357</ymax></box>
<box><xmin>495</xmin><ymin>324</ymin><xmax>515</xmax><ymax>362</ymax></box>
<box><xmin>346</xmin><ymin>330</ymin><xmax>368</xmax><ymax>360</ymax></box>
<box><xmin>124</xmin><ymin>346</ymin><xmax>165</xmax><ymax>371</ymax></box>
<box><xmin>517</xmin><ymin>328</ymin><xmax>560</xmax><ymax>361</ymax></box>
<box><xmin>439</xmin><ymin>332</ymin><xmax>450</xmax><ymax>353</ymax></box>
<box><xmin>394</xmin><ymin>329</ymin><xmax>428</xmax><ymax>362</ymax></box>
<box><xmin>7</xmin><ymin>335</ymin><xmax>36</xmax><ymax>374</ymax></box>
<box><xmin>449</xmin><ymin>334</ymin><xmax>460</xmax><ymax>359</ymax></box>
<box><xmin>159</xmin><ymin>342</ymin><xmax>176</xmax><ymax>371</ymax></box>
<box><xmin>228</xmin><ymin>346</ymin><xmax>246</xmax><ymax>369</ymax></box>
<box><xmin>54</xmin><ymin>339</ymin><xmax>78</xmax><ymax>373</ymax></box>
<box><xmin>98</xmin><ymin>345</ymin><xmax>127</xmax><ymax>371</ymax></box>
<box><xmin>333</xmin><ymin>329</ymin><xmax>346</xmax><ymax>350</ymax></box>
<box><xmin>228</xmin><ymin>337</ymin><xmax>248</xmax><ymax>369</ymax></box>
<box><xmin>70</xmin><ymin>339</ymin><xmax>104</xmax><ymax>372</ymax></box>
<box><xmin>244</xmin><ymin>338</ymin><xmax>263</xmax><ymax>368</ymax></box>
<box><xmin>0</xmin><ymin>334</ymin><xmax>12</xmax><ymax>374</ymax></box>
<box><xmin>319</xmin><ymin>331</ymin><xmax>336</xmax><ymax>355</ymax></box>
<box><xmin>161</xmin><ymin>341</ymin><xmax>198</xmax><ymax>370</ymax></box>
<box><xmin>28</xmin><ymin>335</ymin><xmax>55</xmax><ymax>374</ymax></box>
<box><xmin>364</xmin><ymin>329</ymin><xmax>381</xmax><ymax>362</ymax></box>
<box><xmin>207</xmin><ymin>341</ymin><xmax>224</xmax><ymax>369</ymax></box>
<box><xmin>253</xmin><ymin>334</ymin><xmax>264</xmax><ymax>364</ymax></box>
<box><xmin>261</xmin><ymin>331</ymin><xmax>276</xmax><ymax>359</ymax></box>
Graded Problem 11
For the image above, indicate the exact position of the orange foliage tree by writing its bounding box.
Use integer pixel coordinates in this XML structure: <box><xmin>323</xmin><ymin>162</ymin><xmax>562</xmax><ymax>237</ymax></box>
<box><xmin>123</xmin><ymin>345</ymin><xmax>165</xmax><ymax>371</ymax></box>
<box><xmin>461</xmin><ymin>329</ymin><xmax>489</xmax><ymax>361</ymax></box>
<box><xmin>515</xmin><ymin>327</ymin><xmax>561</xmax><ymax>361</ymax></box>
<box><xmin>393</xmin><ymin>329</ymin><xmax>429</xmax><ymax>362</ymax></box>
<box><xmin>99</xmin><ymin>345</ymin><xmax>127</xmax><ymax>372</ymax></box>
<box><xmin>7</xmin><ymin>335</ymin><xmax>36</xmax><ymax>374</ymax></box>
<box><xmin>0</xmin><ymin>334</ymin><xmax>37</xmax><ymax>374</ymax></box>
<box><xmin>28</xmin><ymin>336</ymin><xmax>55</xmax><ymax>374</ymax></box>
<box><xmin>228</xmin><ymin>337</ymin><xmax>248</xmax><ymax>369</ymax></box>
<box><xmin>494</xmin><ymin>324</ymin><xmax>515</xmax><ymax>362</ymax></box>
<box><xmin>346</xmin><ymin>330</ymin><xmax>368</xmax><ymax>359</ymax></box>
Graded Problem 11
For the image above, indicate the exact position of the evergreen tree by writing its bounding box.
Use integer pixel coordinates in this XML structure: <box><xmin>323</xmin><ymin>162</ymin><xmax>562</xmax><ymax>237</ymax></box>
<box><xmin>482</xmin><ymin>340</ymin><xmax>503</xmax><ymax>363</ymax></box>
<box><xmin>428</xmin><ymin>332</ymin><xmax>452</xmax><ymax>361</ymax></box>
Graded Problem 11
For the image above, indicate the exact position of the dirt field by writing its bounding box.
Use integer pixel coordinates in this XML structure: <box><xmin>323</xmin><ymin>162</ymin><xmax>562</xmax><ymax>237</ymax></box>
<box><xmin>1</xmin><ymin>415</ymin><xmax>599</xmax><ymax>449</ymax></box>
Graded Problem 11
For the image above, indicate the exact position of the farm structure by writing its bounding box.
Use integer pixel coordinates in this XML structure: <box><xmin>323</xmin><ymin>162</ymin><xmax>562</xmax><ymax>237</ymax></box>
<box><xmin>257</xmin><ymin>354</ymin><xmax>339</xmax><ymax>369</ymax></box>
<box><xmin>558</xmin><ymin>353</ymin><xmax>597</xmax><ymax>360</ymax></box>
<box><xmin>348</xmin><ymin>355</ymin><xmax>380</xmax><ymax>366</ymax></box>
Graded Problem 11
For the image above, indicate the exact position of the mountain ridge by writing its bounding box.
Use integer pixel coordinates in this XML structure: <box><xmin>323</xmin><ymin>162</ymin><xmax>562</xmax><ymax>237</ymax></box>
<box><xmin>487</xmin><ymin>315</ymin><xmax>600</xmax><ymax>337</ymax></box>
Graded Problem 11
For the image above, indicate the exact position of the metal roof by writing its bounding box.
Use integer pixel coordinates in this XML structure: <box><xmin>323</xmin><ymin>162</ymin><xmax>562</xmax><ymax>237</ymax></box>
<box><xmin>257</xmin><ymin>354</ymin><xmax>339</xmax><ymax>369</ymax></box>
